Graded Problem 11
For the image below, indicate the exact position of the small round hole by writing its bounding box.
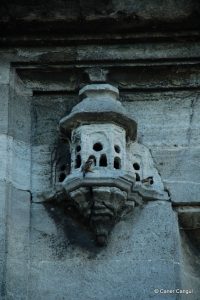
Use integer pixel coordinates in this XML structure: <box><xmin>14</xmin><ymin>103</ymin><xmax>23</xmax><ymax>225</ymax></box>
<box><xmin>135</xmin><ymin>173</ymin><xmax>140</xmax><ymax>181</ymax></box>
<box><xmin>114</xmin><ymin>145</ymin><xmax>121</xmax><ymax>153</ymax></box>
<box><xmin>133</xmin><ymin>163</ymin><xmax>140</xmax><ymax>170</ymax></box>
<box><xmin>59</xmin><ymin>173</ymin><xmax>66</xmax><ymax>182</ymax></box>
<box><xmin>93</xmin><ymin>143</ymin><xmax>103</xmax><ymax>151</ymax></box>
<box><xmin>76</xmin><ymin>145</ymin><xmax>81</xmax><ymax>152</ymax></box>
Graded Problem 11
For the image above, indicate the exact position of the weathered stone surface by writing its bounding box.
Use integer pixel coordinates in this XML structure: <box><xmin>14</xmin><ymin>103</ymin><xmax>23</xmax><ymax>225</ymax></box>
<box><xmin>6</xmin><ymin>187</ymin><xmax>30</xmax><ymax>260</ymax></box>
<box><xmin>9</xmin><ymin>140</ymin><xmax>31</xmax><ymax>190</ymax></box>
<box><xmin>0</xmin><ymin>182</ymin><xmax>7</xmax><ymax>298</ymax></box>
<box><xmin>177</xmin><ymin>207</ymin><xmax>200</xmax><ymax>300</ymax></box>
<box><xmin>0</xmin><ymin>81</ymin><xmax>9</xmax><ymax>298</ymax></box>
<box><xmin>124</xmin><ymin>96</ymin><xmax>197</xmax><ymax>147</ymax></box>
<box><xmin>30</xmin><ymin>94</ymin><xmax>74</xmax><ymax>194</ymax></box>
<box><xmin>77</xmin><ymin>42</ymin><xmax>200</xmax><ymax>62</ymax></box>
<box><xmin>11</xmin><ymin>102</ymin><xmax>31</xmax><ymax>144</ymax></box>
<box><xmin>151</xmin><ymin>146</ymin><xmax>200</xmax><ymax>203</ymax></box>
<box><xmin>0</xmin><ymin>7</ymin><xmax>199</xmax><ymax>298</ymax></box>
<box><xmin>27</xmin><ymin>201</ymin><xmax>180</xmax><ymax>300</ymax></box>
<box><xmin>1</xmin><ymin>57</ymin><xmax>199</xmax><ymax>299</ymax></box>
<box><xmin>0</xmin><ymin>0</ymin><xmax>199</xmax><ymax>39</ymax></box>
<box><xmin>0</xmin><ymin>135</ymin><xmax>10</xmax><ymax>181</ymax></box>
<box><xmin>0</xmin><ymin>85</ymin><xmax>9</xmax><ymax>134</ymax></box>
<box><xmin>28</xmin><ymin>259</ymin><xmax>178</xmax><ymax>300</ymax></box>
<box><xmin>0</xmin><ymin>62</ymin><xmax>10</xmax><ymax>84</ymax></box>
<box><xmin>0</xmin><ymin>135</ymin><xmax>31</xmax><ymax>190</ymax></box>
<box><xmin>165</xmin><ymin>182</ymin><xmax>200</xmax><ymax>204</ymax></box>
<box><xmin>109</xmin><ymin>65</ymin><xmax>200</xmax><ymax>90</ymax></box>
<box><xmin>6</xmin><ymin>259</ymin><xmax>29</xmax><ymax>300</ymax></box>
<box><xmin>0</xmin><ymin>42</ymin><xmax>199</xmax><ymax>64</ymax></box>
<box><xmin>5</xmin><ymin>187</ymin><xmax>31</xmax><ymax>300</ymax></box>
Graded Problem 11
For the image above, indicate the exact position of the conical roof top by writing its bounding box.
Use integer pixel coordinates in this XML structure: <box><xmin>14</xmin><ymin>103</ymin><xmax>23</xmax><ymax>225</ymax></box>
<box><xmin>60</xmin><ymin>84</ymin><xmax>137</xmax><ymax>140</ymax></box>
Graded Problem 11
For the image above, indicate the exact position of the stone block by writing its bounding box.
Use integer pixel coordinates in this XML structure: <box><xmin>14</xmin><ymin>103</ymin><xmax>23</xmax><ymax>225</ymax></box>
<box><xmin>124</xmin><ymin>96</ymin><xmax>192</xmax><ymax>147</ymax></box>
<box><xmin>9</xmin><ymin>94</ymin><xmax>32</xmax><ymax>143</ymax></box>
<box><xmin>6</xmin><ymin>258</ymin><xmax>29</xmax><ymax>300</ymax></box>
<box><xmin>0</xmin><ymin>84</ymin><xmax>9</xmax><ymax>133</ymax></box>
<box><xmin>0</xmin><ymin>0</ymin><xmax>199</xmax><ymax>37</ymax></box>
<box><xmin>28</xmin><ymin>259</ymin><xmax>178</xmax><ymax>300</ymax></box>
<box><xmin>0</xmin><ymin>181</ymin><xmax>7</xmax><ymax>295</ymax></box>
<box><xmin>26</xmin><ymin>201</ymin><xmax>180</xmax><ymax>299</ymax></box>
<box><xmin>77</xmin><ymin>42</ymin><xmax>200</xmax><ymax>62</ymax></box>
<box><xmin>31</xmin><ymin>145</ymin><xmax>52</xmax><ymax>193</ymax></box>
<box><xmin>0</xmin><ymin>137</ymin><xmax>31</xmax><ymax>190</ymax></box>
<box><xmin>151</xmin><ymin>146</ymin><xmax>200</xmax><ymax>203</ymax></box>
<box><xmin>166</xmin><ymin>182</ymin><xmax>200</xmax><ymax>204</ymax></box>
<box><xmin>9</xmin><ymin>140</ymin><xmax>31</xmax><ymax>190</ymax></box>
<box><xmin>0</xmin><ymin>61</ymin><xmax>10</xmax><ymax>84</ymax></box>
<box><xmin>0</xmin><ymin>135</ymin><xmax>9</xmax><ymax>181</ymax></box>
<box><xmin>6</xmin><ymin>187</ymin><xmax>30</xmax><ymax>260</ymax></box>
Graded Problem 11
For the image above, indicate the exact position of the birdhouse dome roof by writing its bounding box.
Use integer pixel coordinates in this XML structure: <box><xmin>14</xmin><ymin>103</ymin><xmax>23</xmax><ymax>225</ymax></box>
<box><xmin>59</xmin><ymin>84</ymin><xmax>137</xmax><ymax>140</ymax></box>
<box><xmin>72</xmin><ymin>84</ymin><xmax>125</xmax><ymax>114</ymax></box>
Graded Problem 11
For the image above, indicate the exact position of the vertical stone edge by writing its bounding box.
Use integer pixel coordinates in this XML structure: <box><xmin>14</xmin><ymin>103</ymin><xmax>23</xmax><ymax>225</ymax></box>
<box><xmin>0</xmin><ymin>59</ymin><xmax>10</xmax><ymax>298</ymax></box>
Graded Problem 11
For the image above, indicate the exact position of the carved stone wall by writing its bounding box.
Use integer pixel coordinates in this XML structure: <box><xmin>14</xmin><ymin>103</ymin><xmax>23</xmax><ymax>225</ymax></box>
<box><xmin>0</xmin><ymin>1</ymin><xmax>200</xmax><ymax>299</ymax></box>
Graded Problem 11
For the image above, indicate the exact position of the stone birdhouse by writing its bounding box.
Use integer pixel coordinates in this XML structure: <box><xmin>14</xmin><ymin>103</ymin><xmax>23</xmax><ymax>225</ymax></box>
<box><xmin>40</xmin><ymin>83</ymin><xmax>169</xmax><ymax>246</ymax></box>
<box><xmin>60</xmin><ymin>84</ymin><xmax>137</xmax><ymax>177</ymax></box>
<box><xmin>59</xmin><ymin>84</ymin><xmax>139</xmax><ymax>245</ymax></box>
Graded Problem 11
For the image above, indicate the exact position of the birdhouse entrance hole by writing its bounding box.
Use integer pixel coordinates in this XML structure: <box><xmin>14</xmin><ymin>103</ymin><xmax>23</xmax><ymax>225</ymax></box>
<box><xmin>114</xmin><ymin>157</ymin><xmax>121</xmax><ymax>169</ymax></box>
<box><xmin>99</xmin><ymin>154</ymin><xmax>107</xmax><ymax>167</ymax></box>
<box><xmin>93</xmin><ymin>142</ymin><xmax>103</xmax><ymax>151</ymax></box>
<box><xmin>75</xmin><ymin>154</ymin><xmax>82</xmax><ymax>168</ymax></box>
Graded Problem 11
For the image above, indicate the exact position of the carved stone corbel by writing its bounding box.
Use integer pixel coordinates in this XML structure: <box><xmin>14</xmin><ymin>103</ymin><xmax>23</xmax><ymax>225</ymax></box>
<box><xmin>39</xmin><ymin>83</ymin><xmax>169</xmax><ymax>246</ymax></box>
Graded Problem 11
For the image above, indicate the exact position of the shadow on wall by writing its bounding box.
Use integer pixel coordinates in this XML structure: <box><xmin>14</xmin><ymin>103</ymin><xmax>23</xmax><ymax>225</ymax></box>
<box><xmin>43</xmin><ymin>200</ymin><xmax>102</xmax><ymax>256</ymax></box>
<box><xmin>180</xmin><ymin>229</ymin><xmax>200</xmax><ymax>274</ymax></box>
<box><xmin>51</xmin><ymin>139</ymin><xmax>71</xmax><ymax>185</ymax></box>
<box><xmin>178</xmin><ymin>211</ymin><xmax>200</xmax><ymax>296</ymax></box>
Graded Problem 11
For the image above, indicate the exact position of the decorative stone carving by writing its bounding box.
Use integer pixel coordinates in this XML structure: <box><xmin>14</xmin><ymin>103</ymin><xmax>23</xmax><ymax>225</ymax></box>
<box><xmin>69</xmin><ymin>186</ymin><xmax>129</xmax><ymax>246</ymax></box>
<box><xmin>39</xmin><ymin>83</ymin><xmax>169</xmax><ymax>246</ymax></box>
